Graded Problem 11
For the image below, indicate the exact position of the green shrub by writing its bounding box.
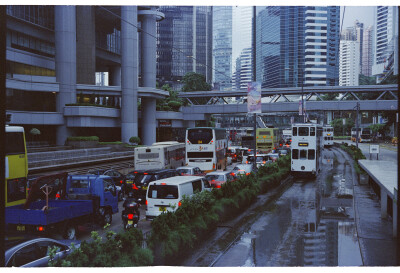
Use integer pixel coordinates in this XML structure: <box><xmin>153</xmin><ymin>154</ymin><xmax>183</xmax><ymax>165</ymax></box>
<box><xmin>50</xmin><ymin>228</ymin><xmax>153</xmax><ymax>267</ymax></box>
<box><xmin>129</xmin><ymin>136</ymin><xmax>141</xmax><ymax>144</ymax></box>
<box><xmin>67</xmin><ymin>136</ymin><xmax>99</xmax><ymax>142</ymax></box>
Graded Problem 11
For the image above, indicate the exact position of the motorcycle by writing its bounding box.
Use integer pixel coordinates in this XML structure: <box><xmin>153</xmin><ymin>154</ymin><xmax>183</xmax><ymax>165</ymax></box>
<box><xmin>121</xmin><ymin>198</ymin><xmax>141</xmax><ymax>229</ymax></box>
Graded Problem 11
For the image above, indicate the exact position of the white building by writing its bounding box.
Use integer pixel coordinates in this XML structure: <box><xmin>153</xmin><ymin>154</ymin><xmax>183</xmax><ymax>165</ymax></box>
<box><xmin>372</xmin><ymin>6</ymin><xmax>398</xmax><ymax>83</ymax></box>
<box><xmin>361</xmin><ymin>25</ymin><xmax>374</xmax><ymax>76</ymax></box>
<box><xmin>339</xmin><ymin>40</ymin><xmax>360</xmax><ymax>86</ymax></box>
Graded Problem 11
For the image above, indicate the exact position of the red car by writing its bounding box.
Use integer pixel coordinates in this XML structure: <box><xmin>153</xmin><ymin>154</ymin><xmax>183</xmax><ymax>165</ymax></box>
<box><xmin>204</xmin><ymin>171</ymin><xmax>236</xmax><ymax>189</ymax></box>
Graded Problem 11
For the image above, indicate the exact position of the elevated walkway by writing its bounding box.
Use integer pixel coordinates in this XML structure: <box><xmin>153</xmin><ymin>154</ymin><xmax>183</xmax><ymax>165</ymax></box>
<box><xmin>358</xmin><ymin>160</ymin><xmax>398</xmax><ymax>237</ymax></box>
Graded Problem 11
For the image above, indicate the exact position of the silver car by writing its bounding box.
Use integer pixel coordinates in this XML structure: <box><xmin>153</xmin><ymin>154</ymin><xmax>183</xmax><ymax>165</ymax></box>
<box><xmin>5</xmin><ymin>238</ymin><xmax>78</xmax><ymax>267</ymax></box>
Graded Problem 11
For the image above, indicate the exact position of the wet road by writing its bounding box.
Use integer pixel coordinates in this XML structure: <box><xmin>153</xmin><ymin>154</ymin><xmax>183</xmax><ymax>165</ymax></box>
<box><xmin>209</xmin><ymin>147</ymin><xmax>363</xmax><ymax>266</ymax></box>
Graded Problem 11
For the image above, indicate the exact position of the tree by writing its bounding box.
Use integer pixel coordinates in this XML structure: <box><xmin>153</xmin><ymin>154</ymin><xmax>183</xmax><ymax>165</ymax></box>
<box><xmin>157</xmin><ymin>84</ymin><xmax>183</xmax><ymax>111</ymax></box>
<box><xmin>181</xmin><ymin>72</ymin><xmax>212</xmax><ymax>92</ymax></box>
<box><xmin>330</xmin><ymin>118</ymin><xmax>354</xmax><ymax>136</ymax></box>
<box><xmin>368</xmin><ymin>123</ymin><xmax>388</xmax><ymax>139</ymax></box>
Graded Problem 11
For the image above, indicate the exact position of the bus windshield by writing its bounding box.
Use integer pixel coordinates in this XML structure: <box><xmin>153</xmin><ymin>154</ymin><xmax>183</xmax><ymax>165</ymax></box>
<box><xmin>6</xmin><ymin>132</ymin><xmax>25</xmax><ymax>155</ymax></box>
<box><xmin>188</xmin><ymin>128</ymin><xmax>213</xmax><ymax>144</ymax></box>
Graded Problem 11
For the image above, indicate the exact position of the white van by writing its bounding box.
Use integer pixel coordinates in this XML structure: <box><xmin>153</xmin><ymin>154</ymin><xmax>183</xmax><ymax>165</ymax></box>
<box><xmin>145</xmin><ymin>176</ymin><xmax>211</xmax><ymax>220</ymax></box>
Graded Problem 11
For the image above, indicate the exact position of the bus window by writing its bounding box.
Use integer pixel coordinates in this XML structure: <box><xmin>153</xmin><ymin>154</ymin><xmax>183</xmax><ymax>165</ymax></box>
<box><xmin>298</xmin><ymin>127</ymin><xmax>309</xmax><ymax>136</ymax></box>
<box><xmin>6</xmin><ymin>132</ymin><xmax>25</xmax><ymax>155</ymax></box>
<box><xmin>292</xmin><ymin>149</ymin><xmax>299</xmax><ymax>159</ymax></box>
<box><xmin>308</xmin><ymin>149</ymin><xmax>315</xmax><ymax>160</ymax></box>
<box><xmin>300</xmin><ymin>150</ymin><xmax>307</xmax><ymax>160</ymax></box>
<box><xmin>292</xmin><ymin>127</ymin><xmax>297</xmax><ymax>136</ymax></box>
<box><xmin>310</xmin><ymin>127</ymin><xmax>315</xmax><ymax>136</ymax></box>
<box><xmin>188</xmin><ymin>128</ymin><xmax>213</xmax><ymax>144</ymax></box>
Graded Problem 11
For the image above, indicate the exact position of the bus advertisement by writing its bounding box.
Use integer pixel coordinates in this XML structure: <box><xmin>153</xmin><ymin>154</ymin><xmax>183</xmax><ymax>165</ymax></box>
<box><xmin>186</xmin><ymin>127</ymin><xmax>227</xmax><ymax>172</ymax></box>
<box><xmin>5</xmin><ymin>126</ymin><xmax>28</xmax><ymax>207</ymax></box>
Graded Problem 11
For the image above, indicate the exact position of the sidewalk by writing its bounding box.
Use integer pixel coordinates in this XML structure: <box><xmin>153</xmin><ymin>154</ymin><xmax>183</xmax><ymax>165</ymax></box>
<box><xmin>337</xmin><ymin>147</ymin><xmax>398</xmax><ymax>266</ymax></box>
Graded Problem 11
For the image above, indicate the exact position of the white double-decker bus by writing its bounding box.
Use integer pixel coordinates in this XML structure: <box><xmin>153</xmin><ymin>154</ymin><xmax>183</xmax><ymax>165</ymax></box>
<box><xmin>185</xmin><ymin>127</ymin><xmax>227</xmax><ymax>172</ymax></box>
<box><xmin>291</xmin><ymin>123</ymin><xmax>323</xmax><ymax>176</ymax></box>
<box><xmin>322</xmin><ymin>125</ymin><xmax>334</xmax><ymax>147</ymax></box>
<box><xmin>134</xmin><ymin>141</ymin><xmax>185</xmax><ymax>170</ymax></box>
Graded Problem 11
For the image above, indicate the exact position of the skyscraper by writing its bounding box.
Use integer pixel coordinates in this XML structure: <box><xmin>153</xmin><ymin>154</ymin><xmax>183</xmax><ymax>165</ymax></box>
<box><xmin>157</xmin><ymin>6</ymin><xmax>212</xmax><ymax>91</ymax></box>
<box><xmin>255</xmin><ymin>6</ymin><xmax>340</xmax><ymax>88</ymax></box>
<box><xmin>212</xmin><ymin>6</ymin><xmax>232</xmax><ymax>91</ymax></box>
<box><xmin>232</xmin><ymin>6</ymin><xmax>254</xmax><ymax>90</ymax></box>
<box><xmin>339</xmin><ymin>40</ymin><xmax>360</xmax><ymax>86</ymax></box>
<box><xmin>361</xmin><ymin>25</ymin><xmax>374</xmax><ymax>76</ymax></box>
<box><xmin>372</xmin><ymin>6</ymin><xmax>398</xmax><ymax>83</ymax></box>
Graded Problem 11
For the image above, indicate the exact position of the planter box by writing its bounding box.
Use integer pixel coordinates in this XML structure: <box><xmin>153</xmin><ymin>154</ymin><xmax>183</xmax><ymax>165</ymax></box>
<box><xmin>66</xmin><ymin>140</ymin><xmax>98</xmax><ymax>148</ymax></box>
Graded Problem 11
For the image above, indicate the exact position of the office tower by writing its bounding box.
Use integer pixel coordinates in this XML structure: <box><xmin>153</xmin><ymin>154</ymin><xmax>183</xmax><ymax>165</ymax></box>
<box><xmin>361</xmin><ymin>25</ymin><xmax>374</xmax><ymax>76</ymax></box>
<box><xmin>157</xmin><ymin>6</ymin><xmax>212</xmax><ymax>91</ymax></box>
<box><xmin>372</xmin><ymin>6</ymin><xmax>398</xmax><ymax>83</ymax></box>
<box><xmin>212</xmin><ymin>6</ymin><xmax>233</xmax><ymax>91</ymax></box>
<box><xmin>339</xmin><ymin>40</ymin><xmax>360</xmax><ymax>86</ymax></box>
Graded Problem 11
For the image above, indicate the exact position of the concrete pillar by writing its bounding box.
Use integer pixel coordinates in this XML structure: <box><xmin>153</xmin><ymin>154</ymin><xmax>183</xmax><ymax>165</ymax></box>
<box><xmin>141</xmin><ymin>98</ymin><xmax>157</xmax><ymax>145</ymax></box>
<box><xmin>140</xmin><ymin>8</ymin><xmax>157</xmax><ymax>145</ymax></box>
<box><xmin>381</xmin><ymin>190</ymin><xmax>388</xmax><ymax>219</ymax></box>
<box><xmin>55</xmin><ymin>6</ymin><xmax>76</xmax><ymax>145</ymax></box>
<box><xmin>110</xmin><ymin>66</ymin><xmax>121</xmax><ymax>86</ymax></box>
<box><xmin>121</xmin><ymin>6</ymin><xmax>138</xmax><ymax>143</ymax></box>
<box><xmin>76</xmin><ymin>6</ymin><xmax>95</xmax><ymax>85</ymax></box>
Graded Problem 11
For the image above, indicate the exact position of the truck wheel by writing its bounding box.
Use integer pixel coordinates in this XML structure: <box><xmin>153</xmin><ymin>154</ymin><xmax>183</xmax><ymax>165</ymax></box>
<box><xmin>63</xmin><ymin>223</ymin><xmax>77</xmax><ymax>240</ymax></box>
<box><xmin>103</xmin><ymin>210</ymin><xmax>112</xmax><ymax>225</ymax></box>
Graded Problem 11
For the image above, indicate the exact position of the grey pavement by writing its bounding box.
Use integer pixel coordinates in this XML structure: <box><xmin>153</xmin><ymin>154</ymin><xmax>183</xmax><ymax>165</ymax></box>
<box><xmin>335</xmin><ymin>146</ymin><xmax>398</xmax><ymax>266</ymax></box>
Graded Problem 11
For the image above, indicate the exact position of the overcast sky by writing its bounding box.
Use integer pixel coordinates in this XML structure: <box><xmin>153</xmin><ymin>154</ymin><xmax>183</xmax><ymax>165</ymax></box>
<box><xmin>341</xmin><ymin>6</ymin><xmax>376</xmax><ymax>29</ymax></box>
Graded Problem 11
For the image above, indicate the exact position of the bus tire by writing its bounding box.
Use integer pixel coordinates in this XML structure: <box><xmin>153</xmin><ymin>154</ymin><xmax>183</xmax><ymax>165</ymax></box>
<box><xmin>62</xmin><ymin>222</ymin><xmax>77</xmax><ymax>240</ymax></box>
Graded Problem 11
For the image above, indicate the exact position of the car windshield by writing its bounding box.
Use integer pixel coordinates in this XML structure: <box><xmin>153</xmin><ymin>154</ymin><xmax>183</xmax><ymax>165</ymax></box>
<box><xmin>248</xmin><ymin>156</ymin><xmax>265</xmax><ymax>163</ymax></box>
<box><xmin>205</xmin><ymin>175</ymin><xmax>225</xmax><ymax>181</ymax></box>
<box><xmin>178</xmin><ymin>169</ymin><xmax>191</xmax><ymax>174</ymax></box>
<box><xmin>235</xmin><ymin>165</ymin><xmax>251</xmax><ymax>172</ymax></box>
<box><xmin>125</xmin><ymin>173</ymin><xmax>137</xmax><ymax>180</ymax></box>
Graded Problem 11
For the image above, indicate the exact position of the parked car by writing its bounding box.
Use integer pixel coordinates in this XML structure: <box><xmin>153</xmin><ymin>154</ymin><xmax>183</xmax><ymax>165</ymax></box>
<box><xmin>5</xmin><ymin>238</ymin><xmax>79</xmax><ymax>267</ymax></box>
<box><xmin>204</xmin><ymin>171</ymin><xmax>236</xmax><ymax>189</ymax></box>
<box><xmin>131</xmin><ymin>169</ymin><xmax>180</xmax><ymax>203</ymax></box>
<box><xmin>232</xmin><ymin>164</ymin><xmax>255</xmax><ymax>176</ymax></box>
<box><xmin>176</xmin><ymin>166</ymin><xmax>206</xmax><ymax>176</ymax></box>
<box><xmin>87</xmin><ymin>169</ymin><xmax>126</xmax><ymax>201</ymax></box>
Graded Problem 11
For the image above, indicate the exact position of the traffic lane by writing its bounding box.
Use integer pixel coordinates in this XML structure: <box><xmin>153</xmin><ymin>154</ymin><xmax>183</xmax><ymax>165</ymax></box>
<box><xmin>334</xmin><ymin>140</ymin><xmax>397</xmax><ymax>161</ymax></box>
<box><xmin>212</xmin><ymin>148</ymin><xmax>362</xmax><ymax>266</ymax></box>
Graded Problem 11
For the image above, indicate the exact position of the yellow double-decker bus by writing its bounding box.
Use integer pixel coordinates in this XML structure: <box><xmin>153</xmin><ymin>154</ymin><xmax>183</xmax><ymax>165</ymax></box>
<box><xmin>256</xmin><ymin>128</ymin><xmax>279</xmax><ymax>153</ymax></box>
<box><xmin>5</xmin><ymin>126</ymin><xmax>28</xmax><ymax>207</ymax></box>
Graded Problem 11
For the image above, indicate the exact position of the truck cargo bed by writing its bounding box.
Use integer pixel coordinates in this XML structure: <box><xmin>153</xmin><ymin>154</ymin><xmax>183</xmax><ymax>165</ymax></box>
<box><xmin>6</xmin><ymin>200</ymin><xmax>94</xmax><ymax>226</ymax></box>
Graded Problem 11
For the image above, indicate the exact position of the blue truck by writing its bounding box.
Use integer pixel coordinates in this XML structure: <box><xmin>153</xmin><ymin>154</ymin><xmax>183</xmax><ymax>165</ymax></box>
<box><xmin>5</xmin><ymin>173</ymin><xmax>119</xmax><ymax>240</ymax></box>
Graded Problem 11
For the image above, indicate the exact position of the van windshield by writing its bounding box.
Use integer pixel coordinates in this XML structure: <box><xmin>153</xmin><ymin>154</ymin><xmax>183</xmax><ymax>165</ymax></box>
<box><xmin>148</xmin><ymin>185</ymin><xmax>178</xmax><ymax>199</ymax></box>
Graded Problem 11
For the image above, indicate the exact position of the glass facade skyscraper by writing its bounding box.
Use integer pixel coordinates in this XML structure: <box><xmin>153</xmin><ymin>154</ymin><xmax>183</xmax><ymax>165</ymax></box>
<box><xmin>212</xmin><ymin>6</ymin><xmax>233</xmax><ymax>91</ymax></box>
<box><xmin>255</xmin><ymin>6</ymin><xmax>340</xmax><ymax>88</ymax></box>
<box><xmin>157</xmin><ymin>6</ymin><xmax>212</xmax><ymax>90</ymax></box>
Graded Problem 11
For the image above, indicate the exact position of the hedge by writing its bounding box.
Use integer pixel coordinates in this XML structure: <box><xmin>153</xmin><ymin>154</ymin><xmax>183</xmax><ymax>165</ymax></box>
<box><xmin>340</xmin><ymin>143</ymin><xmax>367</xmax><ymax>175</ymax></box>
<box><xmin>66</xmin><ymin>136</ymin><xmax>99</xmax><ymax>142</ymax></box>
<box><xmin>147</xmin><ymin>155</ymin><xmax>291</xmax><ymax>263</ymax></box>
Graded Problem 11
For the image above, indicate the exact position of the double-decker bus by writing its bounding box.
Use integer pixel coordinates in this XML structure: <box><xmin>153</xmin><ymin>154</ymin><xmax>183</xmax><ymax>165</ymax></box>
<box><xmin>351</xmin><ymin>127</ymin><xmax>372</xmax><ymax>143</ymax></box>
<box><xmin>134</xmin><ymin>141</ymin><xmax>185</xmax><ymax>170</ymax></box>
<box><xmin>5</xmin><ymin>126</ymin><xmax>28</xmax><ymax>207</ymax></box>
<box><xmin>185</xmin><ymin>127</ymin><xmax>227</xmax><ymax>172</ymax></box>
<box><xmin>256</xmin><ymin>128</ymin><xmax>279</xmax><ymax>153</ymax></box>
<box><xmin>322</xmin><ymin>125</ymin><xmax>334</xmax><ymax>147</ymax></box>
<box><xmin>291</xmin><ymin>123</ymin><xmax>323</xmax><ymax>176</ymax></box>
